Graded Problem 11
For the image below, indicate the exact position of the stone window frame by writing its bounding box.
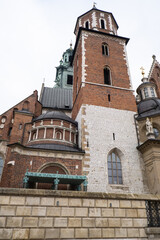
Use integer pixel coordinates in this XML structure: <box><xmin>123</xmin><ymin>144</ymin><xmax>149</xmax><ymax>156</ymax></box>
<box><xmin>107</xmin><ymin>150</ymin><xmax>123</xmax><ymax>185</ymax></box>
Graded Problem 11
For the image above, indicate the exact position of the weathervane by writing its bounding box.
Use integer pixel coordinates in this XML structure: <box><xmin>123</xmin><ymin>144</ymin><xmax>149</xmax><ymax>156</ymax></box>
<box><xmin>93</xmin><ymin>2</ymin><xmax>97</xmax><ymax>8</ymax></box>
<box><xmin>140</xmin><ymin>67</ymin><xmax>145</xmax><ymax>77</ymax></box>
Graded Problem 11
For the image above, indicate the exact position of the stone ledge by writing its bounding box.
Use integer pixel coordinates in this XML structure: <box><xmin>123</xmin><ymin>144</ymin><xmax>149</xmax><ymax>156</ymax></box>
<box><xmin>0</xmin><ymin>188</ymin><xmax>160</xmax><ymax>200</ymax></box>
<box><xmin>145</xmin><ymin>227</ymin><xmax>160</xmax><ymax>235</ymax></box>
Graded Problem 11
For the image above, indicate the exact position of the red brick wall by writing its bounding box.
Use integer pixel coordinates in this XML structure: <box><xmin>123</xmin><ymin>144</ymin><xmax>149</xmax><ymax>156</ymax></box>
<box><xmin>0</xmin><ymin>91</ymin><xmax>42</xmax><ymax>143</ymax></box>
<box><xmin>75</xmin><ymin>9</ymin><xmax>117</xmax><ymax>36</ymax></box>
<box><xmin>72</xmin><ymin>30</ymin><xmax>136</xmax><ymax>119</ymax></box>
<box><xmin>0</xmin><ymin>148</ymin><xmax>82</xmax><ymax>188</ymax></box>
<box><xmin>9</xmin><ymin>113</ymin><xmax>32</xmax><ymax>144</ymax></box>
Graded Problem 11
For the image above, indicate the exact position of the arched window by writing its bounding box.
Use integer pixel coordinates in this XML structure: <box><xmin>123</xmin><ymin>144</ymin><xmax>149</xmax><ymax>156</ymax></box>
<box><xmin>102</xmin><ymin>43</ymin><xmax>109</xmax><ymax>56</ymax></box>
<box><xmin>104</xmin><ymin>67</ymin><xmax>111</xmax><ymax>85</ymax></box>
<box><xmin>150</xmin><ymin>87</ymin><xmax>155</xmax><ymax>97</ymax></box>
<box><xmin>85</xmin><ymin>21</ymin><xmax>89</xmax><ymax>29</ymax></box>
<box><xmin>32</xmin><ymin>132</ymin><xmax>36</xmax><ymax>140</ymax></box>
<box><xmin>8</xmin><ymin>127</ymin><xmax>12</xmax><ymax>136</ymax></box>
<box><xmin>55</xmin><ymin>131</ymin><xmax>62</xmax><ymax>140</ymax></box>
<box><xmin>0</xmin><ymin>155</ymin><xmax>4</xmax><ymax>179</ymax></box>
<box><xmin>108</xmin><ymin>151</ymin><xmax>123</xmax><ymax>184</ymax></box>
<box><xmin>144</xmin><ymin>87</ymin><xmax>149</xmax><ymax>98</ymax></box>
<box><xmin>101</xmin><ymin>19</ymin><xmax>105</xmax><ymax>29</ymax></box>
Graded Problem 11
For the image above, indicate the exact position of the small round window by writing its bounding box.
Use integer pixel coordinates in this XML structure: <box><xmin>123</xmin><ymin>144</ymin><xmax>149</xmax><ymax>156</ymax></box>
<box><xmin>153</xmin><ymin>128</ymin><xmax>159</xmax><ymax>138</ymax></box>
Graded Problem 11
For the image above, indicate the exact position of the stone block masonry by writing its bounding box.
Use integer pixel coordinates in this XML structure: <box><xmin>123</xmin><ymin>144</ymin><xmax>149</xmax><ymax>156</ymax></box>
<box><xmin>1</xmin><ymin>188</ymin><xmax>160</xmax><ymax>239</ymax></box>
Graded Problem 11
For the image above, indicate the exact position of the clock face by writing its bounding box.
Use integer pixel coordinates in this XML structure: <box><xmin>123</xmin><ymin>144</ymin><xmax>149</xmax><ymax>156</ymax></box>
<box><xmin>1</xmin><ymin>117</ymin><xmax>6</xmax><ymax>123</ymax></box>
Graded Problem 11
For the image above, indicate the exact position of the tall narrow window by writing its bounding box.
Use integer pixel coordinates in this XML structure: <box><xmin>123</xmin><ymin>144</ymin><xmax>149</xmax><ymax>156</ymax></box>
<box><xmin>108</xmin><ymin>94</ymin><xmax>111</xmax><ymax>102</ymax></box>
<box><xmin>8</xmin><ymin>127</ymin><xmax>12</xmax><ymax>136</ymax></box>
<box><xmin>144</xmin><ymin>87</ymin><xmax>149</xmax><ymax>98</ymax></box>
<box><xmin>0</xmin><ymin>156</ymin><xmax>4</xmax><ymax>179</ymax></box>
<box><xmin>102</xmin><ymin>44</ymin><xmax>109</xmax><ymax>56</ymax></box>
<box><xmin>104</xmin><ymin>67</ymin><xmax>111</xmax><ymax>85</ymax></box>
<box><xmin>101</xmin><ymin>19</ymin><xmax>105</xmax><ymax>29</ymax></box>
<box><xmin>108</xmin><ymin>151</ymin><xmax>123</xmax><ymax>184</ymax></box>
<box><xmin>85</xmin><ymin>21</ymin><xmax>89</xmax><ymax>29</ymax></box>
<box><xmin>150</xmin><ymin>87</ymin><xmax>155</xmax><ymax>97</ymax></box>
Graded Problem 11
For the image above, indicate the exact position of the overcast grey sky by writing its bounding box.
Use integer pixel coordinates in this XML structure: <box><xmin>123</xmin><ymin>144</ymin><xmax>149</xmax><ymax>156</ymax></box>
<box><xmin>0</xmin><ymin>0</ymin><xmax>160</xmax><ymax>114</ymax></box>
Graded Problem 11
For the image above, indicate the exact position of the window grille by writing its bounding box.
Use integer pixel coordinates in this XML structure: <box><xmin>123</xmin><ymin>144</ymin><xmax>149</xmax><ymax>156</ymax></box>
<box><xmin>146</xmin><ymin>200</ymin><xmax>160</xmax><ymax>227</ymax></box>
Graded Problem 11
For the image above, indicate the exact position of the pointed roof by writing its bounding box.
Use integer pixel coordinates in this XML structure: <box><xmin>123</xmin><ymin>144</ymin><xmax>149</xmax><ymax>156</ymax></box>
<box><xmin>148</xmin><ymin>55</ymin><xmax>160</xmax><ymax>80</ymax></box>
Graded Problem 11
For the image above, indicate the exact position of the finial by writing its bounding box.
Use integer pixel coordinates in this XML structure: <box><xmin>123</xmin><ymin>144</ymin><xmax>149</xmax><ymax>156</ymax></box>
<box><xmin>93</xmin><ymin>2</ymin><xmax>97</xmax><ymax>8</ymax></box>
<box><xmin>70</xmin><ymin>41</ymin><xmax>72</xmax><ymax>50</ymax></box>
<box><xmin>152</xmin><ymin>55</ymin><xmax>156</xmax><ymax>60</ymax></box>
<box><xmin>140</xmin><ymin>67</ymin><xmax>145</xmax><ymax>77</ymax></box>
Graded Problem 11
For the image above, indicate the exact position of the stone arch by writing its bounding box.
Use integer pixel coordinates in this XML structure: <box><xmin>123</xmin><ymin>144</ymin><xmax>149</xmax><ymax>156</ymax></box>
<box><xmin>108</xmin><ymin>147</ymin><xmax>124</xmax><ymax>159</ymax></box>
<box><xmin>37</xmin><ymin>162</ymin><xmax>70</xmax><ymax>190</ymax></box>
<box><xmin>38</xmin><ymin>162</ymin><xmax>70</xmax><ymax>174</ymax></box>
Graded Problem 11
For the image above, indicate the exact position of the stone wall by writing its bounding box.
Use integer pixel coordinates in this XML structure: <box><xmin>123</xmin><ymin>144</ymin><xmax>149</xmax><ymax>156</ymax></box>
<box><xmin>1</xmin><ymin>188</ymin><xmax>160</xmax><ymax>239</ymax></box>
<box><xmin>76</xmin><ymin>104</ymin><xmax>149</xmax><ymax>194</ymax></box>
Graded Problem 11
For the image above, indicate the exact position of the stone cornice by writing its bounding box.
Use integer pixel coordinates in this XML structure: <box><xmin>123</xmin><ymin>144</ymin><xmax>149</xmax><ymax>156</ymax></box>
<box><xmin>137</xmin><ymin>139</ymin><xmax>160</xmax><ymax>153</ymax></box>
<box><xmin>0</xmin><ymin>187</ymin><xmax>160</xmax><ymax>200</ymax></box>
<box><xmin>7</xmin><ymin>143</ymin><xmax>84</xmax><ymax>159</ymax></box>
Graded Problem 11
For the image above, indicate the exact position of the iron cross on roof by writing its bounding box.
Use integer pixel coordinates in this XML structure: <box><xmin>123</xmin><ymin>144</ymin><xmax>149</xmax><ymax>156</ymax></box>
<box><xmin>140</xmin><ymin>66</ymin><xmax>145</xmax><ymax>77</ymax></box>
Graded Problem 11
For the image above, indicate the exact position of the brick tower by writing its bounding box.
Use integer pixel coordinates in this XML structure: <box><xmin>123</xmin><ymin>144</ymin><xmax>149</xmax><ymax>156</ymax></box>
<box><xmin>72</xmin><ymin>6</ymin><xmax>149</xmax><ymax>193</ymax></box>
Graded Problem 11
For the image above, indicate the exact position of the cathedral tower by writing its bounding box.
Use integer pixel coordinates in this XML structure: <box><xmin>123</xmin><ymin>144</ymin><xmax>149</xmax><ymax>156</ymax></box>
<box><xmin>72</xmin><ymin>7</ymin><xmax>148</xmax><ymax>193</ymax></box>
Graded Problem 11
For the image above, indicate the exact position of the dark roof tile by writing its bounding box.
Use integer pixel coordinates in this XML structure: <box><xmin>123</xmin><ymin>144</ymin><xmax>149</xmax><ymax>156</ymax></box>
<box><xmin>40</xmin><ymin>87</ymin><xmax>73</xmax><ymax>110</ymax></box>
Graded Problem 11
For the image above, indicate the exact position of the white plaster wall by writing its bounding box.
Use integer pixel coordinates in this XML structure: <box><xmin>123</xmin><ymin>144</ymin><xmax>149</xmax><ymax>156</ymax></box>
<box><xmin>91</xmin><ymin>11</ymin><xmax>97</xmax><ymax>30</ymax></box>
<box><xmin>76</xmin><ymin>104</ymin><xmax>149</xmax><ymax>194</ymax></box>
<box><xmin>81</xmin><ymin>32</ymin><xmax>88</xmax><ymax>87</ymax></box>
